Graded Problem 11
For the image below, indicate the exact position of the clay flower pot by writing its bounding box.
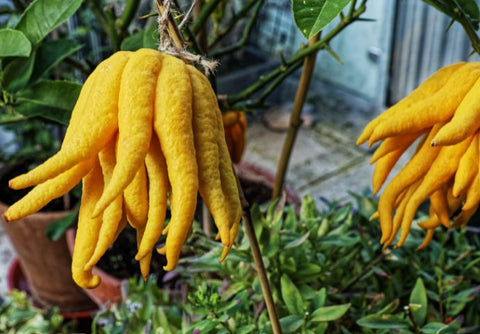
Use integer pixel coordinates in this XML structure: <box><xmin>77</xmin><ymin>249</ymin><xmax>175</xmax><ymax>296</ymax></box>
<box><xmin>0</xmin><ymin>202</ymin><xmax>96</xmax><ymax>313</ymax></box>
<box><xmin>65</xmin><ymin>229</ymin><xmax>125</xmax><ymax>307</ymax></box>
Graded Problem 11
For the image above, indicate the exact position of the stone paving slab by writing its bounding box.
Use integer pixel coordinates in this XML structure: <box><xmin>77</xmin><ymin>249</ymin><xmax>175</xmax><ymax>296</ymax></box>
<box><xmin>0</xmin><ymin>225</ymin><xmax>15</xmax><ymax>295</ymax></box>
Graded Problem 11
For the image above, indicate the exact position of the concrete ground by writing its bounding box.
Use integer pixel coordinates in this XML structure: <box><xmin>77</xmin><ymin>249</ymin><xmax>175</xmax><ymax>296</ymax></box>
<box><xmin>0</xmin><ymin>81</ymin><xmax>397</xmax><ymax>297</ymax></box>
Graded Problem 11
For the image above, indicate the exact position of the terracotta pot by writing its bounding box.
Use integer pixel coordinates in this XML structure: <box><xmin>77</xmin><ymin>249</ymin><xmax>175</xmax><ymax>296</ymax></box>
<box><xmin>7</xmin><ymin>258</ymin><xmax>94</xmax><ymax>319</ymax></box>
<box><xmin>65</xmin><ymin>229</ymin><xmax>125</xmax><ymax>307</ymax></box>
<box><xmin>0</xmin><ymin>202</ymin><xmax>97</xmax><ymax>313</ymax></box>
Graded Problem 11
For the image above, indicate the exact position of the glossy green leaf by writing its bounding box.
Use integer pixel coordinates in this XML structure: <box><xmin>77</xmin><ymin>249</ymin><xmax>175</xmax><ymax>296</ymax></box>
<box><xmin>15</xmin><ymin>0</ymin><xmax>82</xmax><ymax>45</ymax></box>
<box><xmin>236</xmin><ymin>324</ymin><xmax>257</xmax><ymax>334</ymax></box>
<box><xmin>280</xmin><ymin>315</ymin><xmax>304</xmax><ymax>332</ymax></box>
<box><xmin>143</xmin><ymin>24</ymin><xmax>159</xmax><ymax>49</ymax></box>
<box><xmin>458</xmin><ymin>0</ymin><xmax>480</xmax><ymax>22</ymax></box>
<box><xmin>310</xmin><ymin>303</ymin><xmax>351</xmax><ymax>322</ymax></box>
<box><xmin>310</xmin><ymin>287</ymin><xmax>326</xmax><ymax>311</ymax></box>
<box><xmin>0</xmin><ymin>28</ymin><xmax>31</xmax><ymax>58</ymax></box>
<box><xmin>121</xmin><ymin>30</ymin><xmax>144</xmax><ymax>51</ymax></box>
<box><xmin>281</xmin><ymin>274</ymin><xmax>304</xmax><ymax>316</ymax></box>
<box><xmin>15</xmin><ymin>80</ymin><xmax>81</xmax><ymax>125</ymax></box>
<box><xmin>285</xmin><ymin>231</ymin><xmax>311</xmax><ymax>249</ymax></box>
<box><xmin>409</xmin><ymin>277</ymin><xmax>427</xmax><ymax>326</ymax></box>
<box><xmin>45</xmin><ymin>208</ymin><xmax>78</xmax><ymax>241</ymax></box>
<box><xmin>357</xmin><ymin>314</ymin><xmax>409</xmax><ymax>329</ymax></box>
<box><xmin>292</xmin><ymin>0</ymin><xmax>352</xmax><ymax>39</ymax></box>
<box><xmin>377</xmin><ymin>299</ymin><xmax>400</xmax><ymax>315</ymax></box>
<box><xmin>421</xmin><ymin>322</ymin><xmax>453</xmax><ymax>334</ymax></box>
<box><xmin>30</xmin><ymin>39</ymin><xmax>83</xmax><ymax>83</ymax></box>
<box><xmin>2</xmin><ymin>54</ymin><xmax>35</xmax><ymax>92</ymax></box>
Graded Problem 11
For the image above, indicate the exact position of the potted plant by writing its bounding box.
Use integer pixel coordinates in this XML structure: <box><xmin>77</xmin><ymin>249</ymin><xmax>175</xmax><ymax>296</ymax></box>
<box><xmin>0</xmin><ymin>121</ymin><xmax>97</xmax><ymax>313</ymax></box>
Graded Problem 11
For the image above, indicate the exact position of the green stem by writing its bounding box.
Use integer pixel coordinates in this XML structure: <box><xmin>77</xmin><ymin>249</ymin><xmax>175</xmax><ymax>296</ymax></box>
<box><xmin>208</xmin><ymin>0</ymin><xmax>260</xmax><ymax>49</ymax></box>
<box><xmin>191</xmin><ymin>0</ymin><xmax>224</xmax><ymax>35</ymax></box>
<box><xmin>272</xmin><ymin>33</ymin><xmax>320</xmax><ymax>199</ymax></box>
<box><xmin>232</xmin><ymin>60</ymin><xmax>303</xmax><ymax>110</ymax></box>
<box><xmin>117</xmin><ymin>0</ymin><xmax>141</xmax><ymax>33</ymax></box>
<box><xmin>105</xmin><ymin>6</ymin><xmax>120</xmax><ymax>51</ymax></box>
<box><xmin>210</xmin><ymin>0</ymin><xmax>264</xmax><ymax>58</ymax></box>
<box><xmin>225</xmin><ymin>2</ymin><xmax>367</xmax><ymax>107</ymax></box>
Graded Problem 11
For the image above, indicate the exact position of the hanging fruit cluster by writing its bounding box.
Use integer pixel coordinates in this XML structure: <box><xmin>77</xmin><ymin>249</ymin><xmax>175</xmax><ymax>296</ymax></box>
<box><xmin>2</xmin><ymin>49</ymin><xmax>242</xmax><ymax>288</ymax></box>
<box><xmin>357</xmin><ymin>62</ymin><xmax>480</xmax><ymax>249</ymax></box>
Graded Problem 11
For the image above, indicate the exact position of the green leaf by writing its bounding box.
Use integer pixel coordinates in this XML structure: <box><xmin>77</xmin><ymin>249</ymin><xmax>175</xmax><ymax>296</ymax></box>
<box><xmin>310</xmin><ymin>303</ymin><xmax>351</xmax><ymax>322</ymax></box>
<box><xmin>143</xmin><ymin>24</ymin><xmax>159</xmax><ymax>49</ymax></box>
<box><xmin>457</xmin><ymin>0</ymin><xmax>479</xmax><ymax>24</ymax></box>
<box><xmin>15</xmin><ymin>80</ymin><xmax>81</xmax><ymax>125</ymax></box>
<box><xmin>377</xmin><ymin>299</ymin><xmax>400</xmax><ymax>315</ymax></box>
<box><xmin>300</xmin><ymin>195</ymin><xmax>318</xmax><ymax>220</ymax></box>
<box><xmin>236</xmin><ymin>324</ymin><xmax>257</xmax><ymax>334</ymax></box>
<box><xmin>409</xmin><ymin>277</ymin><xmax>427</xmax><ymax>326</ymax></box>
<box><xmin>46</xmin><ymin>208</ymin><xmax>78</xmax><ymax>241</ymax></box>
<box><xmin>284</xmin><ymin>231</ymin><xmax>311</xmax><ymax>249</ymax></box>
<box><xmin>2</xmin><ymin>53</ymin><xmax>36</xmax><ymax>91</ymax></box>
<box><xmin>121</xmin><ymin>30</ymin><xmax>144</xmax><ymax>51</ymax></box>
<box><xmin>280</xmin><ymin>315</ymin><xmax>304</xmax><ymax>332</ymax></box>
<box><xmin>356</xmin><ymin>314</ymin><xmax>409</xmax><ymax>329</ymax></box>
<box><xmin>0</xmin><ymin>28</ymin><xmax>31</xmax><ymax>57</ymax></box>
<box><xmin>281</xmin><ymin>274</ymin><xmax>304</xmax><ymax>316</ymax></box>
<box><xmin>292</xmin><ymin>0</ymin><xmax>352</xmax><ymax>39</ymax></box>
<box><xmin>310</xmin><ymin>287</ymin><xmax>326</xmax><ymax>311</ymax></box>
<box><xmin>187</xmin><ymin>318</ymin><xmax>219</xmax><ymax>333</ymax></box>
<box><xmin>30</xmin><ymin>39</ymin><xmax>83</xmax><ymax>83</ymax></box>
<box><xmin>15</xmin><ymin>0</ymin><xmax>83</xmax><ymax>45</ymax></box>
<box><xmin>421</xmin><ymin>322</ymin><xmax>452</xmax><ymax>334</ymax></box>
<box><xmin>449</xmin><ymin>285</ymin><xmax>480</xmax><ymax>302</ymax></box>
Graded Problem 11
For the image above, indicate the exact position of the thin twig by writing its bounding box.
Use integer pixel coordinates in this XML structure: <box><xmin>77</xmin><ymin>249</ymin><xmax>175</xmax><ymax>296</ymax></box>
<box><xmin>210</xmin><ymin>0</ymin><xmax>264</xmax><ymax>58</ymax></box>
<box><xmin>208</xmin><ymin>0</ymin><xmax>260</xmax><ymax>49</ymax></box>
<box><xmin>234</xmin><ymin>169</ymin><xmax>282</xmax><ymax>334</ymax></box>
<box><xmin>191</xmin><ymin>0</ymin><xmax>224</xmax><ymax>35</ymax></box>
<box><xmin>178</xmin><ymin>0</ymin><xmax>197</xmax><ymax>29</ymax></box>
<box><xmin>231</xmin><ymin>60</ymin><xmax>303</xmax><ymax>111</ymax></box>
<box><xmin>172</xmin><ymin>0</ymin><xmax>203</xmax><ymax>54</ymax></box>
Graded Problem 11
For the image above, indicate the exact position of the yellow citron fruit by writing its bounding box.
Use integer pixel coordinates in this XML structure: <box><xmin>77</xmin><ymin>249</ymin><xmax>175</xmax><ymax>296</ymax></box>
<box><xmin>358</xmin><ymin>62</ymin><xmax>480</xmax><ymax>249</ymax></box>
<box><xmin>3</xmin><ymin>49</ymin><xmax>242</xmax><ymax>288</ymax></box>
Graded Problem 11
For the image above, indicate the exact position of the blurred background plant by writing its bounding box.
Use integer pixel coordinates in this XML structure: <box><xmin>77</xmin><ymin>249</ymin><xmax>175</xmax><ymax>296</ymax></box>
<box><xmin>0</xmin><ymin>290</ymin><xmax>75</xmax><ymax>333</ymax></box>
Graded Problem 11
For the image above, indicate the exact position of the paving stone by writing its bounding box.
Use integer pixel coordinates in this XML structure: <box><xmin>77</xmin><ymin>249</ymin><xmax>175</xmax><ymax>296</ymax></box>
<box><xmin>0</xmin><ymin>224</ymin><xmax>15</xmax><ymax>296</ymax></box>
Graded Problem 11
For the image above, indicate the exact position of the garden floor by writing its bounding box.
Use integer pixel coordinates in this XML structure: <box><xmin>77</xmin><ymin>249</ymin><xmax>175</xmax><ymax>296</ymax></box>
<box><xmin>0</xmin><ymin>93</ymin><xmax>405</xmax><ymax>296</ymax></box>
